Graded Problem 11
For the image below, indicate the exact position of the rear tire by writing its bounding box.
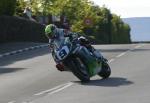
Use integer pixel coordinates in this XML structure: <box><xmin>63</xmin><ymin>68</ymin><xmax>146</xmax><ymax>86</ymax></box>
<box><xmin>67</xmin><ymin>57</ymin><xmax>90</xmax><ymax>82</ymax></box>
<box><xmin>98</xmin><ymin>61</ymin><xmax>111</xmax><ymax>79</ymax></box>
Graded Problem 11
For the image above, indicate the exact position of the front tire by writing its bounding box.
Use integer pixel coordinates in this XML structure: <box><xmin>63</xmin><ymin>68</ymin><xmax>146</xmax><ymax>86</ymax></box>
<box><xmin>98</xmin><ymin>61</ymin><xmax>111</xmax><ymax>79</ymax></box>
<box><xmin>67</xmin><ymin>57</ymin><xmax>90</xmax><ymax>82</ymax></box>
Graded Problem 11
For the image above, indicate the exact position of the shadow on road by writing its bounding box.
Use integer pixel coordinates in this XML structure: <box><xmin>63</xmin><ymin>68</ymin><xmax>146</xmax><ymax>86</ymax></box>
<box><xmin>0</xmin><ymin>47</ymin><xmax>50</xmax><ymax>66</ymax></box>
<box><xmin>0</xmin><ymin>67</ymin><xmax>26</xmax><ymax>74</ymax></box>
<box><xmin>75</xmin><ymin>77</ymin><xmax>134</xmax><ymax>87</ymax></box>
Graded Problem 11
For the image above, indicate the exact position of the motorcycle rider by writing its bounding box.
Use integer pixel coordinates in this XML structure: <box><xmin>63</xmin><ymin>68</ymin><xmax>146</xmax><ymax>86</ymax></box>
<box><xmin>45</xmin><ymin>24</ymin><xmax>105</xmax><ymax>71</ymax></box>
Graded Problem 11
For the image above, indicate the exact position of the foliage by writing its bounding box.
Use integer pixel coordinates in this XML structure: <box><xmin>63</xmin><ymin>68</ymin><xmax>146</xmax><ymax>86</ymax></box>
<box><xmin>15</xmin><ymin>0</ymin><xmax>26</xmax><ymax>16</ymax></box>
<box><xmin>0</xmin><ymin>0</ymin><xmax>16</xmax><ymax>16</ymax></box>
<box><xmin>111</xmin><ymin>14</ymin><xmax>131</xmax><ymax>43</ymax></box>
<box><xmin>15</xmin><ymin>0</ymin><xmax>131</xmax><ymax>44</ymax></box>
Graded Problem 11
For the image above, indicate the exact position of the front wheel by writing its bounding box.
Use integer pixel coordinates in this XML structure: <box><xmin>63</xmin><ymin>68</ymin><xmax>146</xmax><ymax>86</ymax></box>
<box><xmin>66</xmin><ymin>57</ymin><xmax>90</xmax><ymax>82</ymax></box>
<box><xmin>98</xmin><ymin>61</ymin><xmax>111</xmax><ymax>79</ymax></box>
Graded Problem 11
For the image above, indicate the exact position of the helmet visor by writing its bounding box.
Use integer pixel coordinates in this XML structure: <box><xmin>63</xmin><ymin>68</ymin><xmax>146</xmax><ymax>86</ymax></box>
<box><xmin>45</xmin><ymin>25</ymin><xmax>52</xmax><ymax>35</ymax></box>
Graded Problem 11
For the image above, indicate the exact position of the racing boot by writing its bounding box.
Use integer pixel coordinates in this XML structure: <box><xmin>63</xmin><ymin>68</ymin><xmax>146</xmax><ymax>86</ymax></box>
<box><xmin>56</xmin><ymin>63</ymin><xmax>65</xmax><ymax>71</ymax></box>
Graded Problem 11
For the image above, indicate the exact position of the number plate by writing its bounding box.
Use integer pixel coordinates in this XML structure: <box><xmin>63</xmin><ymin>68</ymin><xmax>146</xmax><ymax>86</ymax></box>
<box><xmin>56</xmin><ymin>46</ymin><xmax>69</xmax><ymax>60</ymax></box>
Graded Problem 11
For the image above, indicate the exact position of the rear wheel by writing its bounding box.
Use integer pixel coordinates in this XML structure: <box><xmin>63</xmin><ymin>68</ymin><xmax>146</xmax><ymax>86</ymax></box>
<box><xmin>98</xmin><ymin>61</ymin><xmax>111</xmax><ymax>79</ymax></box>
<box><xmin>67</xmin><ymin>57</ymin><xmax>90</xmax><ymax>82</ymax></box>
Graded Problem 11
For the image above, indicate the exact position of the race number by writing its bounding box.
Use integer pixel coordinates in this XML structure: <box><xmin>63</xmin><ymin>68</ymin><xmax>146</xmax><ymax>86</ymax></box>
<box><xmin>56</xmin><ymin>46</ymin><xmax>69</xmax><ymax>60</ymax></box>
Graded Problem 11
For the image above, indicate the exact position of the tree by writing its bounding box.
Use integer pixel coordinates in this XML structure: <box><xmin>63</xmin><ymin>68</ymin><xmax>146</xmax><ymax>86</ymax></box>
<box><xmin>111</xmin><ymin>14</ymin><xmax>131</xmax><ymax>43</ymax></box>
<box><xmin>0</xmin><ymin>0</ymin><xmax>16</xmax><ymax>16</ymax></box>
<box><xmin>15</xmin><ymin>0</ymin><xmax>131</xmax><ymax>44</ymax></box>
<box><xmin>15</xmin><ymin>0</ymin><xmax>26</xmax><ymax>16</ymax></box>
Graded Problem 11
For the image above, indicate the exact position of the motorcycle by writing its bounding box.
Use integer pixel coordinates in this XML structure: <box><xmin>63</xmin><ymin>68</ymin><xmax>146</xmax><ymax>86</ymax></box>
<box><xmin>51</xmin><ymin>36</ymin><xmax>111</xmax><ymax>82</ymax></box>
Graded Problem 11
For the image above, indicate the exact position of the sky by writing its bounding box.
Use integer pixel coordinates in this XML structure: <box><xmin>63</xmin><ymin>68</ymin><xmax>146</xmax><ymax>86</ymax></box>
<box><xmin>91</xmin><ymin>0</ymin><xmax>150</xmax><ymax>18</ymax></box>
<box><xmin>91</xmin><ymin>0</ymin><xmax>150</xmax><ymax>41</ymax></box>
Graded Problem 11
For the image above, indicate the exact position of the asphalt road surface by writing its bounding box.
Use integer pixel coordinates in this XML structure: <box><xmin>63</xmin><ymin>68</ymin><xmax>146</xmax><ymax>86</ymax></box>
<box><xmin>0</xmin><ymin>43</ymin><xmax>150</xmax><ymax>103</ymax></box>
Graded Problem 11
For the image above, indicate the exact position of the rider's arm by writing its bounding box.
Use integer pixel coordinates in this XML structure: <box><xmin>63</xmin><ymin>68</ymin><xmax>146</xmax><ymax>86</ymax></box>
<box><xmin>48</xmin><ymin>39</ymin><xmax>54</xmax><ymax>49</ymax></box>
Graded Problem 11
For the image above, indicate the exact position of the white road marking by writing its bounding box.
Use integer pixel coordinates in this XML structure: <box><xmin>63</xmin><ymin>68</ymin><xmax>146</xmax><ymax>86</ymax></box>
<box><xmin>34</xmin><ymin>82</ymin><xmax>73</xmax><ymax>96</ymax></box>
<box><xmin>116</xmin><ymin>52</ymin><xmax>126</xmax><ymax>58</ymax></box>
<box><xmin>115</xmin><ymin>44</ymin><xmax>146</xmax><ymax>59</ymax></box>
<box><xmin>0</xmin><ymin>55</ymin><xmax>3</xmax><ymax>58</ymax></box>
<box><xmin>24</xmin><ymin>48</ymin><xmax>30</xmax><ymax>51</ymax></box>
<box><xmin>135</xmin><ymin>45</ymin><xmax>142</xmax><ymax>49</ymax></box>
<box><xmin>0</xmin><ymin>44</ymin><xmax>49</xmax><ymax>58</ymax></box>
<box><xmin>134</xmin><ymin>44</ymin><xmax>145</xmax><ymax>49</ymax></box>
<box><xmin>48</xmin><ymin>82</ymin><xmax>73</xmax><ymax>95</ymax></box>
<box><xmin>10</xmin><ymin>51</ymin><xmax>17</xmax><ymax>54</ymax></box>
<box><xmin>8</xmin><ymin>101</ymin><xmax>16</xmax><ymax>103</ymax></box>
<box><xmin>4</xmin><ymin>53</ymin><xmax>11</xmax><ymax>56</ymax></box>
<box><xmin>108</xmin><ymin>59</ymin><xmax>115</xmax><ymax>63</ymax></box>
<box><xmin>18</xmin><ymin>50</ymin><xmax>23</xmax><ymax>52</ymax></box>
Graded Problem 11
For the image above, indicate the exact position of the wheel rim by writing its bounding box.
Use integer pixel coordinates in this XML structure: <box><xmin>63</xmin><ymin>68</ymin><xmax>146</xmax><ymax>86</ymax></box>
<box><xmin>76</xmin><ymin>58</ymin><xmax>88</xmax><ymax>76</ymax></box>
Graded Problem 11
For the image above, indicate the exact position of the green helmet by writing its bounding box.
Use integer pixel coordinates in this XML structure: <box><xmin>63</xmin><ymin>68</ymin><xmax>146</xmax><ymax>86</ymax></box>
<box><xmin>45</xmin><ymin>24</ymin><xmax>56</xmax><ymax>37</ymax></box>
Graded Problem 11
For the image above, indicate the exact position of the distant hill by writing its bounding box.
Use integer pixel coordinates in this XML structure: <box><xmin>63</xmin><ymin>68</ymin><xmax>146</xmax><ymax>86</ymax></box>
<box><xmin>122</xmin><ymin>17</ymin><xmax>150</xmax><ymax>42</ymax></box>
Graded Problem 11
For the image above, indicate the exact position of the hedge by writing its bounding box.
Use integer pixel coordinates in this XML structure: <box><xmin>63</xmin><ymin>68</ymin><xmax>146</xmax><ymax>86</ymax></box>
<box><xmin>0</xmin><ymin>0</ymin><xmax>16</xmax><ymax>16</ymax></box>
<box><xmin>0</xmin><ymin>16</ymin><xmax>47</xmax><ymax>43</ymax></box>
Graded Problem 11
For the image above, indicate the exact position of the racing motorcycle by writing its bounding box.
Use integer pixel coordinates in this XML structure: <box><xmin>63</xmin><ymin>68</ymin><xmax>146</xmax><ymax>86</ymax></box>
<box><xmin>51</xmin><ymin>36</ymin><xmax>111</xmax><ymax>82</ymax></box>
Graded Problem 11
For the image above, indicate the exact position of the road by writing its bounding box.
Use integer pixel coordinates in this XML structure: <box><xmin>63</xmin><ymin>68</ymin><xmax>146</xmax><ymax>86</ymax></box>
<box><xmin>0</xmin><ymin>43</ymin><xmax>150</xmax><ymax>103</ymax></box>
